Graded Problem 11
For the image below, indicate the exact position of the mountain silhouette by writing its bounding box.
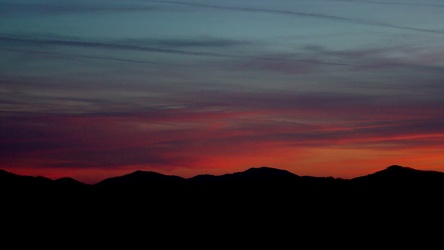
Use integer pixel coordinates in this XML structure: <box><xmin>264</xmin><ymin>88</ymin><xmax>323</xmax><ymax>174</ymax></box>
<box><xmin>96</xmin><ymin>170</ymin><xmax>186</xmax><ymax>187</ymax></box>
<box><xmin>2</xmin><ymin>165</ymin><xmax>444</xmax><ymax>237</ymax></box>
<box><xmin>2</xmin><ymin>165</ymin><xmax>444</xmax><ymax>195</ymax></box>
<box><xmin>353</xmin><ymin>164</ymin><xmax>444</xmax><ymax>183</ymax></box>
<box><xmin>2</xmin><ymin>165</ymin><xmax>444</xmax><ymax>205</ymax></box>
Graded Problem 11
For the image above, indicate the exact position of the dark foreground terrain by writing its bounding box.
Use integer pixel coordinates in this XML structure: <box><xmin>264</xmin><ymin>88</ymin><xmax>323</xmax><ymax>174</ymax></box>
<box><xmin>2</xmin><ymin>164</ymin><xmax>444</xmax><ymax>213</ymax></box>
<box><xmin>2</xmin><ymin>165</ymin><xmax>444</xmax><ymax>242</ymax></box>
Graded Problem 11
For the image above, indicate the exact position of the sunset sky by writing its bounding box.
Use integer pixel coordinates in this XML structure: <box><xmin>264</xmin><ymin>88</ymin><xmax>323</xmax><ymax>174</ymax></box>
<box><xmin>1</xmin><ymin>0</ymin><xmax>443</xmax><ymax>184</ymax></box>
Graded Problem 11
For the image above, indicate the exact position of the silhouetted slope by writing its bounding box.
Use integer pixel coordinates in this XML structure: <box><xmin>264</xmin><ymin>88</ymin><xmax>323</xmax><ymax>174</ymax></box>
<box><xmin>92</xmin><ymin>170</ymin><xmax>187</xmax><ymax>203</ymax></box>
<box><xmin>0</xmin><ymin>169</ymin><xmax>57</xmax><ymax>198</ymax></box>
<box><xmin>332</xmin><ymin>166</ymin><xmax>444</xmax><ymax>220</ymax></box>
<box><xmin>95</xmin><ymin>170</ymin><xmax>185</xmax><ymax>188</ymax></box>
<box><xmin>218</xmin><ymin>166</ymin><xmax>299</xmax><ymax>180</ymax></box>
<box><xmin>184</xmin><ymin>167</ymin><xmax>304</xmax><ymax>204</ymax></box>
<box><xmin>352</xmin><ymin>165</ymin><xmax>444</xmax><ymax>184</ymax></box>
<box><xmin>350</xmin><ymin>165</ymin><xmax>444</xmax><ymax>197</ymax></box>
<box><xmin>187</xmin><ymin>166</ymin><xmax>299</xmax><ymax>188</ymax></box>
<box><xmin>55</xmin><ymin>176</ymin><xmax>87</xmax><ymax>186</ymax></box>
<box><xmin>186</xmin><ymin>167</ymin><xmax>350</xmax><ymax>205</ymax></box>
<box><xmin>187</xmin><ymin>166</ymin><xmax>299</xmax><ymax>184</ymax></box>
<box><xmin>3</xmin><ymin>165</ymin><xmax>444</xmax><ymax>240</ymax></box>
<box><xmin>1</xmin><ymin>169</ymin><xmax>89</xmax><ymax>190</ymax></box>
<box><xmin>53</xmin><ymin>177</ymin><xmax>91</xmax><ymax>197</ymax></box>
<box><xmin>2</xmin><ymin>165</ymin><xmax>444</xmax><ymax>207</ymax></box>
<box><xmin>3</xmin><ymin>164</ymin><xmax>444</xmax><ymax>232</ymax></box>
<box><xmin>0</xmin><ymin>169</ymin><xmax>53</xmax><ymax>187</ymax></box>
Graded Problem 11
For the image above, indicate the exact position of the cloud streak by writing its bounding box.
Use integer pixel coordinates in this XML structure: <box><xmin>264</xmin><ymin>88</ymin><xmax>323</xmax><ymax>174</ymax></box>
<box><xmin>326</xmin><ymin>0</ymin><xmax>444</xmax><ymax>8</ymax></box>
<box><xmin>0</xmin><ymin>1</ymin><xmax>157</xmax><ymax>15</ymax></box>
<box><xmin>0</xmin><ymin>33</ymin><xmax>359</xmax><ymax>70</ymax></box>
<box><xmin>153</xmin><ymin>0</ymin><xmax>444</xmax><ymax>35</ymax></box>
<box><xmin>0</xmin><ymin>33</ymin><xmax>261</xmax><ymax>63</ymax></box>
<box><xmin>1</xmin><ymin>99</ymin><xmax>442</xmax><ymax>183</ymax></box>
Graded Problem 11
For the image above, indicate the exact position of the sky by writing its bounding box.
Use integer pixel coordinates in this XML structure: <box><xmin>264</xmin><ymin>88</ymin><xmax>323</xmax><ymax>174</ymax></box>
<box><xmin>1</xmin><ymin>0</ymin><xmax>443</xmax><ymax>184</ymax></box>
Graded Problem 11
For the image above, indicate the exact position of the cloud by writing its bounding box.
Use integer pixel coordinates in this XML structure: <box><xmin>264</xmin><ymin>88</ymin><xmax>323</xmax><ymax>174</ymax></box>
<box><xmin>3</xmin><ymin>30</ymin><xmax>442</xmax><ymax>77</ymax></box>
<box><xmin>0</xmin><ymin>33</ymin><xmax>342</xmax><ymax>77</ymax></box>
<box><xmin>1</xmin><ymin>84</ymin><xmax>442</xmax><ymax>181</ymax></box>
<box><xmin>146</xmin><ymin>37</ymin><xmax>250</xmax><ymax>48</ymax></box>
<box><xmin>0</xmin><ymin>1</ymin><xmax>157</xmax><ymax>15</ymax></box>
<box><xmin>237</xmin><ymin>43</ymin><xmax>444</xmax><ymax>77</ymax></box>
<box><xmin>0</xmin><ymin>33</ymin><xmax>254</xmax><ymax>61</ymax></box>
<box><xmin>1</xmin><ymin>101</ymin><xmax>442</xmax><ymax>173</ymax></box>
<box><xmin>326</xmin><ymin>0</ymin><xmax>444</xmax><ymax>8</ymax></box>
<box><xmin>0</xmin><ymin>33</ymin><xmax>249</xmax><ymax>51</ymax></box>
<box><xmin>0</xmin><ymin>47</ymin><xmax>171</xmax><ymax>66</ymax></box>
<box><xmin>153</xmin><ymin>0</ymin><xmax>444</xmax><ymax>35</ymax></box>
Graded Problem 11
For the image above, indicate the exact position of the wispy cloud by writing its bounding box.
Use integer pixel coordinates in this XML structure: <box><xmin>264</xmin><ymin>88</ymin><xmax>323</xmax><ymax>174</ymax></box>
<box><xmin>1</xmin><ymin>102</ymin><xmax>442</xmax><ymax>173</ymax></box>
<box><xmin>0</xmin><ymin>2</ymin><xmax>157</xmax><ymax>15</ymax></box>
<box><xmin>0</xmin><ymin>47</ymin><xmax>170</xmax><ymax>66</ymax></box>
<box><xmin>153</xmin><ymin>0</ymin><xmax>444</xmax><ymax>34</ymax></box>
<box><xmin>0</xmin><ymin>33</ymin><xmax>255</xmax><ymax>60</ymax></box>
<box><xmin>324</xmin><ymin>0</ymin><xmax>444</xmax><ymax>8</ymax></box>
<box><xmin>0</xmin><ymin>33</ymin><xmax>354</xmax><ymax>69</ymax></box>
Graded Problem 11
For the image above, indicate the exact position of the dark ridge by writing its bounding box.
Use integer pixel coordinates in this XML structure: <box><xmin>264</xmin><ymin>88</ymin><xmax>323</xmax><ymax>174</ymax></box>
<box><xmin>184</xmin><ymin>166</ymin><xmax>302</xmax><ymax>202</ymax></box>
<box><xmin>2</xmin><ymin>164</ymin><xmax>444</xmax><ymax>232</ymax></box>
<box><xmin>351</xmin><ymin>164</ymin><xmax>444</xmax><ymax>185</ymax></box>
<box><xmin>55</xmin><ymin>176</ymin><xmax>89</xmax><ymax>186</ymax></box>
<box><xmin>3</xmin><ymin>165</ymin><xmax>444</xmax><ymax>192</ymax></box>
<box><xmin>187</xmin><ymin>166</ymin><xmax>298</xmax><ymax>187</ymax></box>
<box><xmin>0</xmin><ymin>169</ymin><xmax>55</xmax><ymax>192</ymax></box>
<box><xmin>221</xmin><ymin>166</ymin><xmax>299</xmax><ymax>180</ymax></box>
<box><xmin>354</xmin><ymin>164</ymin><xmax>423</xmax><ymax>179</ymax></box>
<box><xmin>95</xmin><ymin>169</ymin><xmax>185</xmax><ymax>187</ymax></box>
<box><xmin>187</xmin><ymin>173</ymin><xmax>219</xmax><ymax>182</ymax></box>
<box><xmin>92</xmin><ymin>170</ymin><xmax>187</xmax><ymax>201</ymax></box>
<box><xmin>188</xmin><ymin>166</ymin><xmax>297</xmax><ymax>180</ymax></box>
<box><xmin>348</xmin><ymin>165</ymin><xmax>444</xmax><ymax>203</ymax></box>
<box><xmin>2</xmin><ymin>165</ymin><xmax>444</xmax><ymax>208</ymax></box>
<box><xmin>53</xmin><ymin>177</ymin><xmax>91</xmax><ymax>196</ymax></box>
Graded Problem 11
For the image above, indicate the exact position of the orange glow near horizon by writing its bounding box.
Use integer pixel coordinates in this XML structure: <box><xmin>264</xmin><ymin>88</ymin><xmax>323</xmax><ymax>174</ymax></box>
<box><xmin>1</xmin><ymin>104</ymin><xmax>443</xmax><ymax>185</ymax></box>
<box><xmin>4</xmin><ymin>136</ymin><xmax>443</xmax><ymax>185</ymax></box>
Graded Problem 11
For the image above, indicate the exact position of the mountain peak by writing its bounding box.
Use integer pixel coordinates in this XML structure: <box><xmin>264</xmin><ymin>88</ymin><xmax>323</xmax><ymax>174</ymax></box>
<box><xmin>222</xmin><ymin>166</ymin><xmax>299</xmax><ymax>181</ymax></box>
<box><xmin>244</xmin><ymin>166</ymin><xmax>297</xmax><ymax>176</ymax></box>
<box><xmin>386</xmin><ymin>165</ymin><xmax>415</xmax><ymax>171</ymax></box>
<box><xmin>95</xmin><ymin>169</ymin><xmax>185</xmax><ymax>187</ymax></box>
